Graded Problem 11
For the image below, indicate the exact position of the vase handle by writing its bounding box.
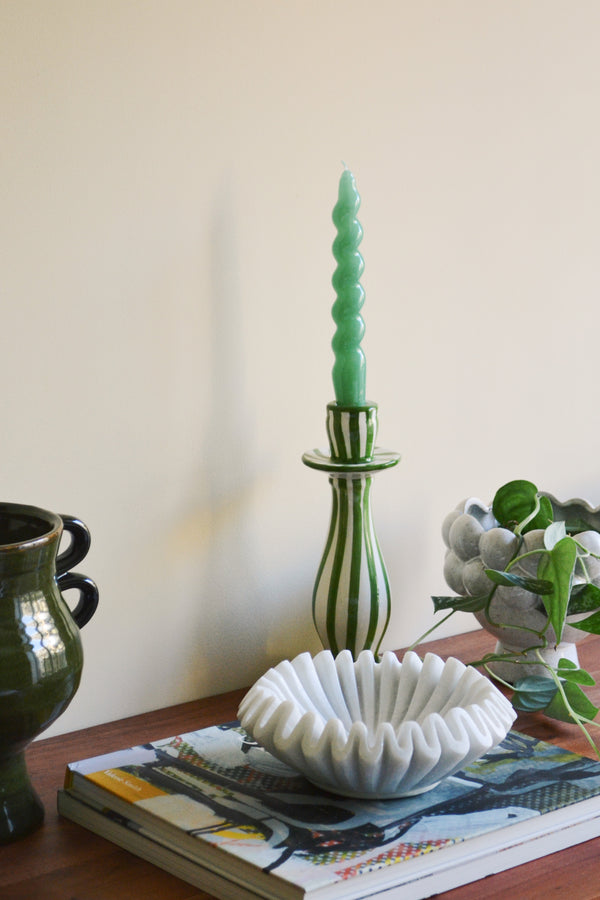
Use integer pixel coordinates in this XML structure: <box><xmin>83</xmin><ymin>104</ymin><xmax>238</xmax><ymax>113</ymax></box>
<box><xmin>56</xmin><ymin>515</ymin><xmax>99</xmax><ymax>628</ymax></box>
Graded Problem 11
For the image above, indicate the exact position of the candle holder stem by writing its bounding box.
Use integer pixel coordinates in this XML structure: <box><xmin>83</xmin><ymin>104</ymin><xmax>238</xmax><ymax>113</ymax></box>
<box><xmin>303</xmin><ymin>403</ymin><xmax>400</xmax><ymax>659</ymax></box>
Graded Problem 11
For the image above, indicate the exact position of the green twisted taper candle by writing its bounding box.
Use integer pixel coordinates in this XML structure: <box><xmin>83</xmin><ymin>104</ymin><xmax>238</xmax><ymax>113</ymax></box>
<box><xmin>331</xmin><ymin>168</ymin><xmax>366</xmax><ymax>407</ymax></box>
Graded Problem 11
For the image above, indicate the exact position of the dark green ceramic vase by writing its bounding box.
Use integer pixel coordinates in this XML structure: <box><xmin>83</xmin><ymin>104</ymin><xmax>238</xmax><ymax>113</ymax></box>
<box><xmin>0</xmin><ymin>503</ymin><xmax>98</xmax><ymax>843</ymax></box>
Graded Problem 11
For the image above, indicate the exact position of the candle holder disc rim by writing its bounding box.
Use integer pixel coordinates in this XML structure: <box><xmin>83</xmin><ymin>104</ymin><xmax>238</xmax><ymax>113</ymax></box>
<box><xmin>302</xmin><ymin>448</ymin><xmax>401</xmax><ymax>473</ymax></box>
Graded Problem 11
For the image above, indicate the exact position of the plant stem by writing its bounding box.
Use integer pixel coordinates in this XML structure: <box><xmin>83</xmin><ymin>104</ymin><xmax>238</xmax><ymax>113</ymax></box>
<box><xmin>514</xmin><ymin>495</ymin><xmax>541</xmax><ymax>536</ymax></box>
<box><xmin>533</xmin><ymin>650</ymin><xmax>600</xmax><ymax>760</ymax></box>
<box><xmin>406</xmin><ymin>610</ymin><xmax>456</xmax><ymax>652</ymax></box>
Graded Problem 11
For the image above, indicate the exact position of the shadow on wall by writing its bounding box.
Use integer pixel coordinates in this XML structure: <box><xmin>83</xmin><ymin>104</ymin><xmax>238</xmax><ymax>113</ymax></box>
<box><xmin>164</xmin><ymin>177</ymin><xmax>272</xmax><ymax>691</ymax></box>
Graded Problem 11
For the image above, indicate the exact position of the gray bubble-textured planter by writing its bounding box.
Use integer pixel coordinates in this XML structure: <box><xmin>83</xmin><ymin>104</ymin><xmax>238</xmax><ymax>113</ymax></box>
<box><xmin>442</xmin><ymin>494</ymin><xmax>600</xmax><ymax>682</ymax></box>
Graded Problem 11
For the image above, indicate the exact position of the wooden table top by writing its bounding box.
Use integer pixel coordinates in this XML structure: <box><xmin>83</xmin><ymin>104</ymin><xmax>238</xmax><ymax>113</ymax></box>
<box><xmin>2</xmin><ymin>629</ymin><xmax>600</xmax><ymax>899</ymax></box>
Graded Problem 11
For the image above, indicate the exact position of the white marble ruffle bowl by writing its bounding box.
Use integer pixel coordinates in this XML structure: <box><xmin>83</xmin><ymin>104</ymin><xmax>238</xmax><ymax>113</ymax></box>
<box><xmin>238</xmin><ymin>649</ymin><xmax>516</xmax><ymax>799</ymax></box>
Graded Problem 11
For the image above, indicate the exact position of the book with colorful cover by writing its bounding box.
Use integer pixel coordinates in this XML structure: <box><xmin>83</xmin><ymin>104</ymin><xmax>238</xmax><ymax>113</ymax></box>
<box><xmin>58</xmin><ymin>722</ymin><xmax>600</xmax><ymax>900</ymax></box>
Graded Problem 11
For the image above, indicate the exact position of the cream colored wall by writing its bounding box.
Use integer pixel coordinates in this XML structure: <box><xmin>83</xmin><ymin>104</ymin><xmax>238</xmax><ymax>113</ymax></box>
<box><xmin>4</xmin><ymin>1</ymin><xmax>600</xmax><ymax>737</ymax></box>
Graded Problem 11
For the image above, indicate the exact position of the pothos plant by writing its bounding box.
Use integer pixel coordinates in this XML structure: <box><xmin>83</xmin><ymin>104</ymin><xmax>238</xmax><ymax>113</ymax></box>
<box><xmin>413</xmin><ymin>480</ymin><xmax>600</xmax><ymax>758</ymax></box>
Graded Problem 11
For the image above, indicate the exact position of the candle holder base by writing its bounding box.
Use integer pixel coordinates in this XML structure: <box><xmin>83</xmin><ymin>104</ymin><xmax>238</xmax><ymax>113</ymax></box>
<box><xmin>303</xmin><ymin>402</ymin><xmax>400</xmax><ymax>659</ymax></box>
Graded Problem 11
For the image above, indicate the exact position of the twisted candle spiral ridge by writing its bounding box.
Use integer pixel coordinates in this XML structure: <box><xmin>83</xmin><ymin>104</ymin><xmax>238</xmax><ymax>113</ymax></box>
<box><xmin>331</xmin><ymin>169</ymin><xmax>366</xmax><ymax>406</ymax></box>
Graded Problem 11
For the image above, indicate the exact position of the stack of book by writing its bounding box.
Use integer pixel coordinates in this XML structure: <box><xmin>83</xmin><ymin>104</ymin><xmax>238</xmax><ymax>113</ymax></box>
<box><xmin>58</xmin><ymin>721</ymin><xmax>600</xmax><ymax>900</ymax></box>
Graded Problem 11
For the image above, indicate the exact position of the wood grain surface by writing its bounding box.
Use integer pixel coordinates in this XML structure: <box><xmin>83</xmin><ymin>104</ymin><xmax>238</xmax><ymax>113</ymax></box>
<box><xmin>2</xmin><ymin>630</ymin><xmax>600</xmax><ymax>900</ymax></box>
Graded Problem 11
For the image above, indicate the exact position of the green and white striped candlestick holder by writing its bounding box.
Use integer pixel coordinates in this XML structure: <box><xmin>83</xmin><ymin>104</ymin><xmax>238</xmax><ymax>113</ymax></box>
<box><xmin>303</xmin><ymin>402</ymin><xmax>400</xmax><ymax>659</ymax></box>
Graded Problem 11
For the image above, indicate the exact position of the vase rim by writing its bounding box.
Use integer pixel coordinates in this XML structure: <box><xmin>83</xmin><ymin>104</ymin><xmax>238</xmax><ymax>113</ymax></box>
<box><xmin>0</xmin><ymin>503</ymin><xmax>62</xmax><ymax>551</ymax></box>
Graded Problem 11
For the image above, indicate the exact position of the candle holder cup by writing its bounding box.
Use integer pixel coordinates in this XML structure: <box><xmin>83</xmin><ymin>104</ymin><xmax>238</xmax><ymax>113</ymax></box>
<box><xmin>303</xmin><ymin>402</ymin><xmax>400</xmax><ymax>659</ymax></box>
